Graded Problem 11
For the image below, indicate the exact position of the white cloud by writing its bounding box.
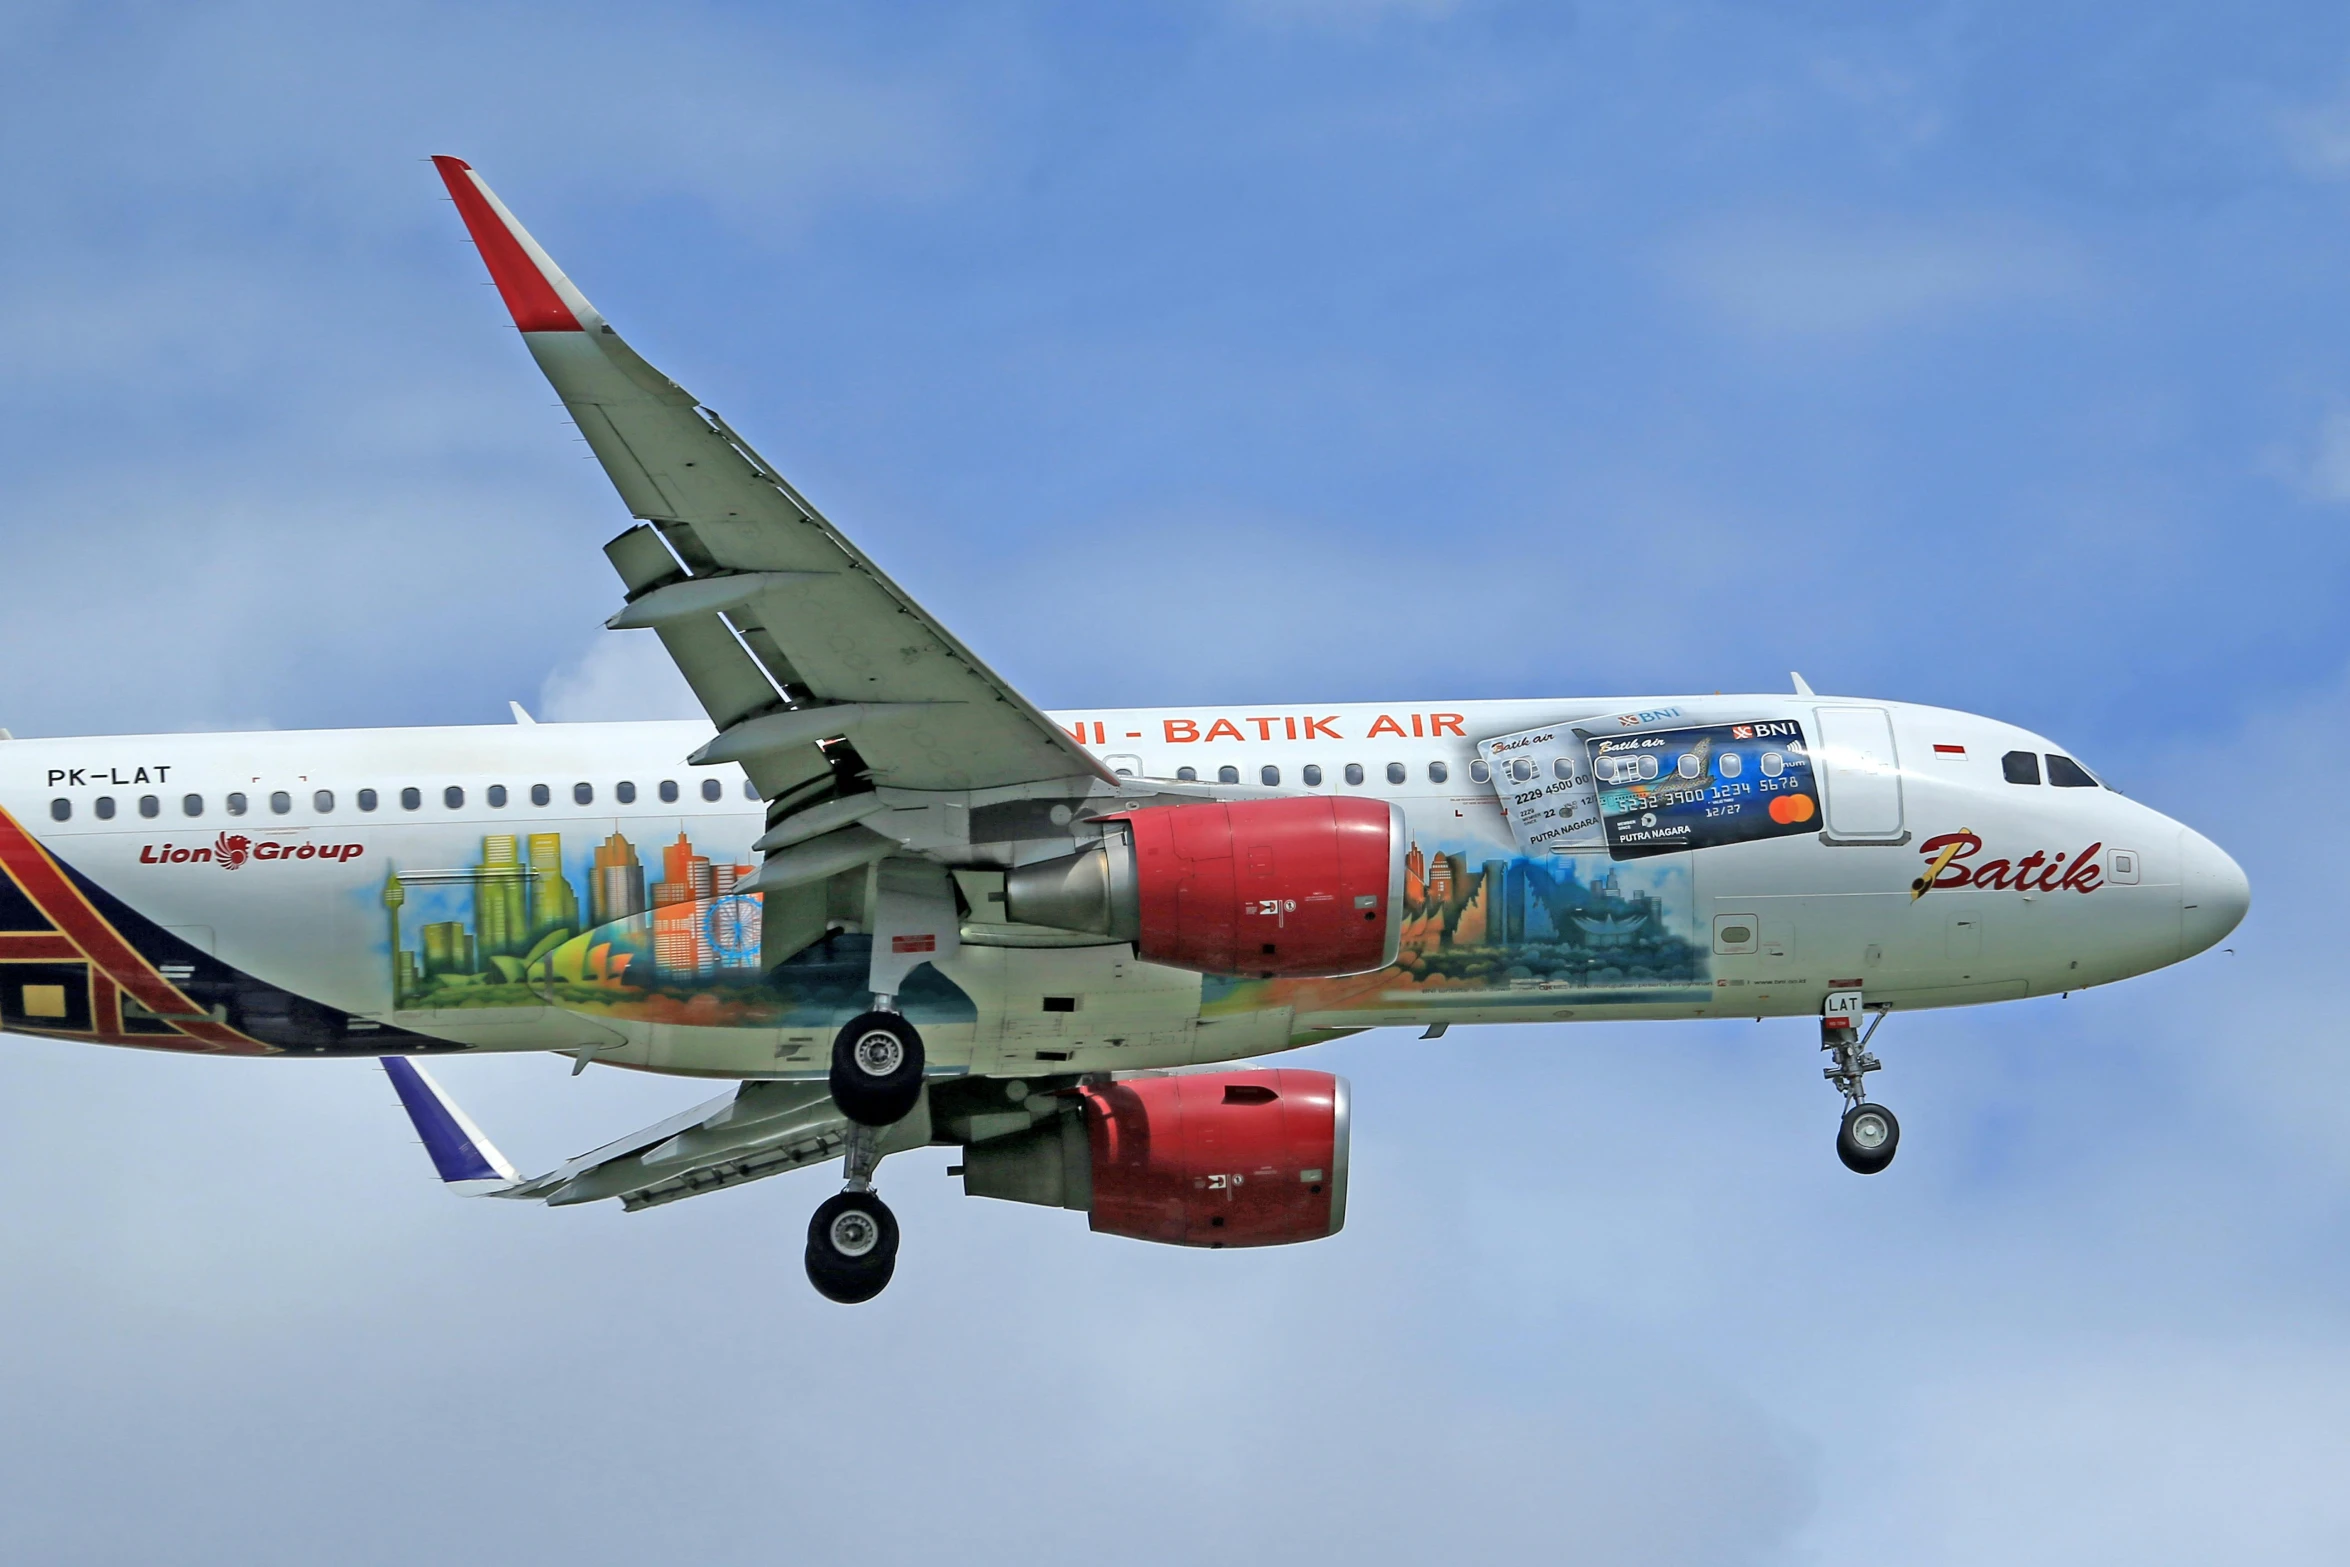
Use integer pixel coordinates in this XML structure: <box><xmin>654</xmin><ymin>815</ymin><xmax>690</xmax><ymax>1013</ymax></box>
<box><xmin>2278</xmin><ymin>404</ymin><xmax>2350</xmax><ymax>504</ymax></box>
<box><xmin>1230</xmin><ymin>0</ymin><xmax>1469</xmax><ymax>27</ymax></box>
<box><xmin>2275</xmin><ymin>86</ymin><xmax>2350</xmax><ymax>179</ymax></box>
<box><xmin>1810</xmin><ymin>1344</ymin><xmax>2350</xmax><ymax>1567</ymax></box>
<box><xmin>1667</xmin><ymin>213</ymin><xmax>2086</xmax><ymax>341</ymax></box>
<box><xmin>537</xmin><ymin>631</ymin><xmax>703</xmax><ymax>723</ymax></box>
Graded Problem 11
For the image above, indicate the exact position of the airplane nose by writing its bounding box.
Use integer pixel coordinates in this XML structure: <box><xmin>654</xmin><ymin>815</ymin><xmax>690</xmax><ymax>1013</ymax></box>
<box><xmin>2179</xmin><ymin>827</ymin><xmax>2250</xmax><ymax>958</ymax></box>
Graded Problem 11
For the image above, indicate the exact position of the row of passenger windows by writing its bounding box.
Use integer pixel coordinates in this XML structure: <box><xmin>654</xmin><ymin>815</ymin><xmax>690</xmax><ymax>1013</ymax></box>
<box><xmin>48</xmin><ymin>776</ymin><xmax>759</xmax><ymax>823</ymax></box>
<box><xmin>2001</xmin><ymin>751</ymin><xmax>2100</xmax><ymax>788</ymax></box>
<box><xmin>1174</xmin><ymin>759</ymin><xmax>1519</xmax><ymax>788</ymax></box>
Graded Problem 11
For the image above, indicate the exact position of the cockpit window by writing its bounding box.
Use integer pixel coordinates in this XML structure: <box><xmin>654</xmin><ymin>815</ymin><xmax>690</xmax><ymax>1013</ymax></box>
<box><xmin>2001</xmin><ymin>750</ymin><xmax>2041</xmax><ymax>785</ymax></box>
<box><xmin>2045</xmin><ymin>754</ymin><xmax>2098</xmax><ymax>788</ymax></box>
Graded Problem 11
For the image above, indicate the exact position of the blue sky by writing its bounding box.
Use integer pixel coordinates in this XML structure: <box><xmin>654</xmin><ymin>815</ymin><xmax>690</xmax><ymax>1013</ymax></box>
<box><xmin>1</xmin><ymin>2</ymin><xmax>2345</xmax><ymax>1562</ymax></box>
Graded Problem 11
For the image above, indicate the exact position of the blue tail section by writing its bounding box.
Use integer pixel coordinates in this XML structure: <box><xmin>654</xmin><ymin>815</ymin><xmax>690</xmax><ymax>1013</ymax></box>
<box><xmin>382</xmin><ymin>1058</ymin><xmax>518</xmax><ymax>1185</ymax></box>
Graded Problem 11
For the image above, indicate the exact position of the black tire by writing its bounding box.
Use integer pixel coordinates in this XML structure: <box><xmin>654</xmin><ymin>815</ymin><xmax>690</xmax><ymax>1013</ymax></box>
<box><xmin>805</xmin><ymin>1190</ymin><xmax>899</xmax><ymax>1304</ymax></box>
<box><xmin>1837</xmin><ymin>1102</ymin><xmax>1901</xmax><ymax>1175</ymax></box>
<box><xmin>829</xmin><ymin>1011</ymin><xmax>925</xmax><ymax>1126</ymax></box>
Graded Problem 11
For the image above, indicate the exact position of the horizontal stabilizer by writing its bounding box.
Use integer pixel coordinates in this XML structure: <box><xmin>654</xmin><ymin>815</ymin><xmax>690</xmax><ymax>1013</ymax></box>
<box><xmin>382</xmin><ymin>1057</ymin><xmax>519</xmax><ymax>1186</ymax></box>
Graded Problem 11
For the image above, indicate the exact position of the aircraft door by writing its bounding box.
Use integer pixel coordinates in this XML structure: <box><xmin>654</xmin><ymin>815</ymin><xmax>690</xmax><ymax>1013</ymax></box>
<box><xmin>1813</xmin><ymin>706</ymin><xmax>1905</xmax><ymax>842</ymax></box>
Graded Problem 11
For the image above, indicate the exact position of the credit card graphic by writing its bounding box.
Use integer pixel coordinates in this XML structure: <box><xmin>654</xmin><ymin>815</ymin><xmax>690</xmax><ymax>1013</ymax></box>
<box><xmin>1584</xmin><ymin>720</ymin><xmax>1820</xmax><ymax>860</ymax></box>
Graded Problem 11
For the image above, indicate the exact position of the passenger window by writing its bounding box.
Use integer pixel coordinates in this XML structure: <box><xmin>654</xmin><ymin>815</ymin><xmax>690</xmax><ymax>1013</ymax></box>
<box><xmin>1303</xmin><ymin>764</ymin><xmax>1323</xmax><ymax>786</ymax></box>
<box><xmin>1469</xmin><ymin>759</ymin><xmax>1490</xmax><ymax>783</ymax></box>
<box><xmin>659</xmin><ymin>780</ymin><xmax>679</xmax><ymax>804</ymax></box>
<box><xmin>182</xmin><ymin>794</ymin><xmax>204</xmax><ymax>817</ymax></box>
<box><xmin>138</xmin><ymin>795</ymin><xmax>159</xmax><ymax>818</ymax></box>
<box><xmin>1177</xmin><ymin>766</ymin><xmax>1198</xmax><ymax>782</ymax></box>
<box><xmin>1345</xmin><ymin>763</ymin><xmax>1365</xmax><ymax>786</ymax></box>
<box><xmin>443</xmin><ymin>786</ymin><xmax>465</xmax><ymax>809</ymax></box>
<box><xmin>1429</xmin><ymin>760</ymin><xmax>1448</xmax><ymax>784</ymax></box>
<box><xmin>49</xmin><ymin>798</ymin><xmax>69</xmax><ymax>822</ymax></box>
<box><xmin>1597</xmin><ymin>755</ymin><xmax>1652</xmax><ymax>785</ymax></box>
<box><xmin>228</xmin><ymin>792</ymin><xmax>250</xmax><ymax>815</ymax></box>
<box><xmin>2002</xmin><ymin>750</ymin><xmax>2041</xmax><ymax>785</ymax></box>
<box><xmin>1385</xmin><ymin>762</ymin><xmax>1406</xmax><ymax>785</ymax></box>
<box><xmin>1554</xmin><ymin>758</ymin><xmax>1575</xmax><ymax>780</ymax></box>
<box><xmin>313</xmin><ymin>790</ymin><xmax>334</xmax><ymax>813</ymax></box>
<box><xmin>95</xmin><ymin>797</ymin><xmax>116</xmax><ymax>820</ymax></box>
<box><xmin>1255</xmin><ymin>765</ymin><xmax>1275</xmax><ymax>786</ymax></box>
<box><xmin>487</xmin><ymin>785</ymin><xmax>507</xmax><ymax>808</ymax></box>
<box><xmin>1510</xmin><ymin>758</ymin><xmax>1533</xmax><ymax>784</ymax></box>
<box><xmin>357</xmin><ymin>789</ymin><xmax>378</xmax><ymax>812</ymax></box>
<box><xmin>269</xmin><ymin>791</ymin><xmax>291</xmax><ymax>815</ymax></box>
<box><xmin>2046</xmin><ymin>754</ymin><xmax>2098</xmax><ymax>788</ymax></box>
<box><xmin>399</xmin><ymin>787</ymin><xmax>421</xmax><ymax>811</ymax></box>
<box><xmin>573</xmin><ymin>783</ymin><xmax>593</xmax><ymax>806</ymax></box>
<box><xmin>744</xmin><ymin>779</ymin><xmax>758</xmax><ymax>800</ymax></box>
<box><xmin>616</xmin><ymin>781</ymin><xmax>637</xmax><ymax>805</ymax></box>
<box><xmin>1218</xmin><ymin>765</ymin><xmax>1240</xmax><ymax>784</ymax></box>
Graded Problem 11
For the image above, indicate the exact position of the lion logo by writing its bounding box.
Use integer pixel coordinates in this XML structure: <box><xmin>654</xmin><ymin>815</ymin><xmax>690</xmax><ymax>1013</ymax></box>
<box><xmin>213</xmin><ymin>832</ymin><xmax>252</xmax><ymax>871</ymax></box>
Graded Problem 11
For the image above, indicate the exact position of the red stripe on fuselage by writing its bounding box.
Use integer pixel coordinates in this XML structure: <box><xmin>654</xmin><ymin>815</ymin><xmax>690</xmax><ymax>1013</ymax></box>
<box><xmin>0</xmin><ymin>806</ymin><xmax>270</xmax><ymax>1055</ymax></box>
<box><xmin>91</xmin><ymin>971</ymin><xmax>122</xmax><ymax>1036</ymax></box>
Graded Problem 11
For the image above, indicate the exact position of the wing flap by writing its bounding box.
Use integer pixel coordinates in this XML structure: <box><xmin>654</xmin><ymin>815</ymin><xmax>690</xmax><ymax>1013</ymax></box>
<box><xmin>505</xmin><ymin>1079</ymin><xmax>929</xmax><ymax>1213</ymax></box>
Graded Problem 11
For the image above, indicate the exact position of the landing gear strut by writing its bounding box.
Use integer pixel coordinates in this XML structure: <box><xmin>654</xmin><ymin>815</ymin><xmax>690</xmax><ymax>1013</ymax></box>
<box><xmin>803</xmin><ymin>857</ymin><xmax>959</xmax><ymax>1302</ymax></box>
<box><xmin>1822</xmin><ymin>997</ymin><xmax>1899</xmax><ymax>1175</ymax></box>
<box><xmin>805</xmin><ymin>1123</ymin><xmax>901</xmax><ymax>1303</ymax></box>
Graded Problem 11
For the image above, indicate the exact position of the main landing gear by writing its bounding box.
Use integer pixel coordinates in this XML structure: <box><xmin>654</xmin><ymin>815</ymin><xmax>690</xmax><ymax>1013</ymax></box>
<box><xmin>830</xmin><ymin>1010</ymin><xmax>926</xmax><ymax>1127</ymax></box>
<box><xmin>805</xmin><ymin>1125</ymin><xmax>901</xmax><ymax>1304</ymax></box>
<box><xmin>1822</xmin><ymin>994</ymin><xmax>1899</xmax><ymax>1175</ymax></box>
<box><xmin>804</xmin><ymin>1012</ymin><xmax>923</xmax><ymax>1303</ymax></box>
<box><xmin>803</xmin><ymin>857</ymin><xmax>959</xmax><ymax>1304</ymax></box>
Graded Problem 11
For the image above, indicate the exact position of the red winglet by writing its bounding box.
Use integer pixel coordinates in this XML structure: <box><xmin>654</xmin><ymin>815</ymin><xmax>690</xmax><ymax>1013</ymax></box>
<box><xmin>431</xmin><ymin>155</ymin><xmax>583</xmax><ymax>333</ymax></box>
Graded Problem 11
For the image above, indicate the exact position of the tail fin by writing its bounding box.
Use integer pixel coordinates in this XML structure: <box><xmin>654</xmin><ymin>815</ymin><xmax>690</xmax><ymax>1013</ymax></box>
<box><xmin>382</xmin><ymin>1057</ymin><xmax>519</xmax><ymax>1187</ymax></box>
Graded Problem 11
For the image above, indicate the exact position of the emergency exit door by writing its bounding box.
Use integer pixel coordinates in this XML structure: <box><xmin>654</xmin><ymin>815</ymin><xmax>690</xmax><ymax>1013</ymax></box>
<box><xmin>1813</xmin><ymin>706</ymin><xmax>1905</xmax><ymax>842</ymax></box>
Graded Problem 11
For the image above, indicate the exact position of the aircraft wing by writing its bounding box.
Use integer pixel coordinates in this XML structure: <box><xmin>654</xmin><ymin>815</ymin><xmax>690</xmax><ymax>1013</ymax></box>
<box><xmin>432</xmin><ymin>156</ymin><xmax>1109</xmax><ymax>803</ymax></box>
<box><xmin>383</xmin><ymin>1059</ymin><xmax>930</xmax><ymax>1212</ymax></box>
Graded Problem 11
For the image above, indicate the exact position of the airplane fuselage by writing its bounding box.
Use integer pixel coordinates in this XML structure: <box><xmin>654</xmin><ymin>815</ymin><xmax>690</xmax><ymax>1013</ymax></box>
<box><xmin>0</xmin><ymin>693</ymin><xmax>2244</xmax><ymax>1079</ymax></box>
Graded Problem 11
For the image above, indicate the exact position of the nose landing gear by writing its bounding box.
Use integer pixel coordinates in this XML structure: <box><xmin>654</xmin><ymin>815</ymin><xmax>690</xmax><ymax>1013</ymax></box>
<box><xmin>1822</xmin><ymin>996</ymin><xmax>1899</xmax><ymax>1174</ymax></box>
<box><xmin>1836</xmin><ymin>1100</ymin><xmax>1900</xmax><ymax>1174</ymax></box>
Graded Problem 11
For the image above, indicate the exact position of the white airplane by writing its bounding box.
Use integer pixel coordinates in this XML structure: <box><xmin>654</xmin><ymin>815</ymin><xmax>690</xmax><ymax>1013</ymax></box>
<box><xmin>0</xmin><ymin>158</ymin><xmax>2248</xmax><ymax>1302</ymax></box>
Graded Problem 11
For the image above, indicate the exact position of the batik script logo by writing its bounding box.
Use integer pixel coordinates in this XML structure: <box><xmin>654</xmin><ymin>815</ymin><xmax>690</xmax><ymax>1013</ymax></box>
<box><xmin>1913</xmin><ymin>832</ymin><xmax>2102</xmax><ymax>896</ymax></box>
<box><xmin>138</xmin><ymin>833</ymin><xmax>365</xmax><ymax>868</ymax></box>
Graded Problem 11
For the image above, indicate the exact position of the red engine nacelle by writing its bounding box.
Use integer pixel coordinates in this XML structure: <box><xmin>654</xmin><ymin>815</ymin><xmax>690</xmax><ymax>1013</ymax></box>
<box><xmin>1003</xmin><ymin>797</ymin><xmax>1406</xmax><ymax>979</ymax></box>
<box><xmin>959</xmin><ymin>1070</ymin><xmax>1351</xmax><ymax>1246</ymax></box>
<box><xmin>1081</xmin><ymin>1069</ymin><xmax>1350</xmax><ymax>1248</ymax></box>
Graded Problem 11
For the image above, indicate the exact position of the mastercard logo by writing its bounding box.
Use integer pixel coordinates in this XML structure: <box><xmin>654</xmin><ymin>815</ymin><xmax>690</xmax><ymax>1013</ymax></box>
<box><xmin>1768</xmin><ymin>794</ymin><xmax>1817</xmax><ymax>825</ymax></box>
